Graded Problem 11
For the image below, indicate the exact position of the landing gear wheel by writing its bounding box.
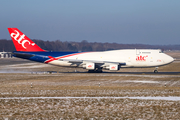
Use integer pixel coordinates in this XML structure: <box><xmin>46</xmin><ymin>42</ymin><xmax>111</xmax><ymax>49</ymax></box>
<box><xmin>88</xmin><ymin>70</ymin><xmax>94</xmax><ymax>73</ymax></box>
<box><xmin>154</xmin><ymin>67</ymin><xmax>159</xmax><ymax>73</ymax></box>
<box><xmin>88</xmin><ymin>69</ymin><xmax>103</xmax><ymax>73</ymax></box>
<box><xmin>154</xmin><ymin>70</ymin><xmax>158</xmax><ymax>73</ymax></box>
<box><xmin>97</xmin><ymin>69</ymin><xmax>103</xmax><ymax>73</ymax></box>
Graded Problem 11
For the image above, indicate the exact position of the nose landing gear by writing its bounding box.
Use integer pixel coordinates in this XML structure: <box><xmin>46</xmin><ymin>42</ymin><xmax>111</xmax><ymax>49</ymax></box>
<box><xmin>154</xmin><ymin>67</ymin><xmax>158</xmax><ymax>73</ymax></box>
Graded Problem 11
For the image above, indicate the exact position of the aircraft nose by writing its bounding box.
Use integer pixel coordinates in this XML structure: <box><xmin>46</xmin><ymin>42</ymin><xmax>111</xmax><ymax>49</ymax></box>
<box><xmin>164</xmin><ymin>55</ymin><xmax>174</xmax><ymax>64</ymax></box>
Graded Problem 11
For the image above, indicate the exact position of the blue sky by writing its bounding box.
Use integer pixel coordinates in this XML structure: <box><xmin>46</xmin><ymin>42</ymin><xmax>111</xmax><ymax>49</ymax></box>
<box><xmin>0</xmin><ymin>0</ymin><xmax>180</xmax><ymax>45</ymax></box>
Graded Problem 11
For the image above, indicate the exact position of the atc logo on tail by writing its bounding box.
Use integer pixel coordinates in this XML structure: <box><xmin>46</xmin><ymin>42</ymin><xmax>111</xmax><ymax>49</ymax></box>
<box><xmin>8</xmin><ymin>28</ymin><xmax>44</xmax><ymax>52</ymax></box>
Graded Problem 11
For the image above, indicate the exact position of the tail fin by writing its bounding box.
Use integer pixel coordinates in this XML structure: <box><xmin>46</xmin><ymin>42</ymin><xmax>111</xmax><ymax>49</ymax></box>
<box><xmin>8</xmin><ymin>28</ymin><xmax>45</xmax><ymax>52</ymax></box>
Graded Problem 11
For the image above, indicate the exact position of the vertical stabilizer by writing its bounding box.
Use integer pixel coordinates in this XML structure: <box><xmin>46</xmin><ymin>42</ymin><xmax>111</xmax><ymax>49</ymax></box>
<box><xmin>8</xmin><ymin>28</ymin><xmax>45</xmax><ymax>51</ymax></box>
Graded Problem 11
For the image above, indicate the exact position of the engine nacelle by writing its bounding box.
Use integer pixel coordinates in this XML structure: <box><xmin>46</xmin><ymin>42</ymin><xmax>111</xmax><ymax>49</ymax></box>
<box><xmin>109</xmin><ymin>65</ymin><xmax>118</xmax><ymax>70</ymax></box>
<box><xmin>86</xmin><ymin>63</ymin><xmax>95</xmax><ymax>70</ymax></box>
<box><xmin>104</xmin><ymin>64</ymin><xmax>119</xmax><ymax>70</ymax></box>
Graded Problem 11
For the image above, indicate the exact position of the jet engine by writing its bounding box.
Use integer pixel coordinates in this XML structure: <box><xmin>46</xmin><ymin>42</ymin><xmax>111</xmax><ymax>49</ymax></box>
<box><xmin>85</xmin><ymin>63</ymin><xmax>95</xmax><ymax>70</ymax></box>
<box><xmin>105</xmin><ymin>64</ymin><xmax>120</xmax><ymax>70</ymax></box>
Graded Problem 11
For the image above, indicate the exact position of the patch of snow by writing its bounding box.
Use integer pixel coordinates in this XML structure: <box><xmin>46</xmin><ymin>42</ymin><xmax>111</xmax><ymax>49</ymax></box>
<box><xmin>122</xmin><ymin>80</ymin><xmax>159</xmax><ymax>83</ymax></box>
<box><xmin>128</xmin><ymin>96</ymin><xmax>180</xmax><ymax>101</ymax></box>
<box><xmin>2</xmin><ymin>63</ymin><xmax>50</xmax><ymax>69</ymax></box>
<box><xmin>0</xmin><ymin>96</ymin><xmax>180</xmax><ymax>101</ymax></box>
<box><xmin>0</xmin><ymin>70</ymin><xmax>30</xmax><ymax>73</ymax></box>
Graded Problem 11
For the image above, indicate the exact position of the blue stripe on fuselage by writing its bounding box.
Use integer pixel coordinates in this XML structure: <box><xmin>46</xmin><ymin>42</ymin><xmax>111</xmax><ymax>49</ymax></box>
<box><xmin>13</xmin><ymin>51</ymin><xmax>80</xmax><ymax>63</ymax></box>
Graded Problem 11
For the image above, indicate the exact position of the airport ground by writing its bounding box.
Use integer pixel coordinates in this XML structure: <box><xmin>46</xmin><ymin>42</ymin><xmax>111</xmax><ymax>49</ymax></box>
<box><xmin>0</xmin><ymin>51</ymin><xmax>180</xmax><ymax>119</ymax></box>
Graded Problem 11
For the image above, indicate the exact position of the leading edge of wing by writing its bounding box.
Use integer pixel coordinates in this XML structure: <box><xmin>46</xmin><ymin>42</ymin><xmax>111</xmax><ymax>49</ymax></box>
<box><xmin>59</xmin><ymin>58</ymin><xmax>126</xmax><ymax>65</ymax></box>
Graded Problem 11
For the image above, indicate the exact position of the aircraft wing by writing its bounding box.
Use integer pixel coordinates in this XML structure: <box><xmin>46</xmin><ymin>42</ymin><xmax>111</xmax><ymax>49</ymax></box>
<box><xmin>58</xmin><ymin>58</ymin><xmax>126</xmax><ymax>70</ymax></box>
<box><xmin>58</xmin><ymin>58</ymin><xmax>126</xmax><ymax>65</ymax></box>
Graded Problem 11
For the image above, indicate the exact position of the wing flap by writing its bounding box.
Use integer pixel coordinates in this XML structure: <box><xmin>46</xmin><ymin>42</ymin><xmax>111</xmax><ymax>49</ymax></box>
<box><xmin>58</xmin><ymin>58</ymin><xmax>126</xmax><ymax>65</ymax></box>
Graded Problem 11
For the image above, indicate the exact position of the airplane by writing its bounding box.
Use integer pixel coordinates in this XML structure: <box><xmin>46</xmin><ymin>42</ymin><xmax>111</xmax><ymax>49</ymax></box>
<box><xmin>8</xmin><ymin>28</ymin><xmax>174</xmax><ymax>73</ymax></box>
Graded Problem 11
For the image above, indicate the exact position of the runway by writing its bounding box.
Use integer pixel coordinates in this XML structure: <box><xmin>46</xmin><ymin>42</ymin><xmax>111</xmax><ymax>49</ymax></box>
<box><xmin>61</xmin><ymin>71</ymin><xmax>180</xmax><ymax>75</ymax></box>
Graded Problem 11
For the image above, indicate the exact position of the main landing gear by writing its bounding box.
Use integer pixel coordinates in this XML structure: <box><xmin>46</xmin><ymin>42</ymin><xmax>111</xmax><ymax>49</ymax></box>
<box><xmin>88</xmin><ymin>69</ymin><xmax>103</xmax><ymax>73</ymax></box>
<box><xmin>154</xmin><ymin>67</ymin><xmax>158</xmax><ymax>73</ymax></box>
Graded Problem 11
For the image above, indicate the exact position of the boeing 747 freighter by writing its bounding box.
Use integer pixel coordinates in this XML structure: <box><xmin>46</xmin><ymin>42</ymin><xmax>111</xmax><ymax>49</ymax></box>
<box><xmin>8</xmin><ymin>28</ymin><xmax>174</xmax><ymax>73</ymax></box>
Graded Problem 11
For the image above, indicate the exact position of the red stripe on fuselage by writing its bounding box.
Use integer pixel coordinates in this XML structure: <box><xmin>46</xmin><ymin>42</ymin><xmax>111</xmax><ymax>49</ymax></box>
<box><xmin>44</xmin><ymin>52</ymin><xmax>89</xmax><ymax>64</ymax></box>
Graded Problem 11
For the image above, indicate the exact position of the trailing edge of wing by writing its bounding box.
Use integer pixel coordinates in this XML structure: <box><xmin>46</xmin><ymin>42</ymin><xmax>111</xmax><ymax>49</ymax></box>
<box><xmin>58</xmin><ymin>58</ymin><xmax>126</xmax><ymax>65</ymax></box>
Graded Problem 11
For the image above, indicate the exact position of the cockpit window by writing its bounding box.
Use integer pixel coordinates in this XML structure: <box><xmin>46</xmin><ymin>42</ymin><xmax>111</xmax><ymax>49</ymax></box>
<box><xmin>159</xmin><ymin>50</ymin><xmax>163</xmax><ymax>53</ymax></box>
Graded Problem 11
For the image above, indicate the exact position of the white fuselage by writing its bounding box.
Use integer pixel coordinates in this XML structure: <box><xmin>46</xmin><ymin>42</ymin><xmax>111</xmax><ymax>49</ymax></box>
<box><xmin>48</xmin><ymin>49</ymin><xmax>174</xmax><ymax>70</ymax></box>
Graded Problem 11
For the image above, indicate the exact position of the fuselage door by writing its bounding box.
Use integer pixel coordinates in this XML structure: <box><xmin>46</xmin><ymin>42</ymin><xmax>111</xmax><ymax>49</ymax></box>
<box><xmin>136</xmin><ymin>49</ymin><xmax>140</xmax><ymax>55</ymax></box>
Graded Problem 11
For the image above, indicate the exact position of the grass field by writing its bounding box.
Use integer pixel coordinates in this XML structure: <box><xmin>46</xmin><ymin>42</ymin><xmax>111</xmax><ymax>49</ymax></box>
<box><xmin>0</xmin><ymin>52</ymin><xmax>180</xmax><ymax>119</ymax></box>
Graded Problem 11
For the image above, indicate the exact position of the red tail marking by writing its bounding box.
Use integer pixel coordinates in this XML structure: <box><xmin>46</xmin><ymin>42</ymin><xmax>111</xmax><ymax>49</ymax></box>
<box><xmin>45</xmin><ymin>52</ymin><xmax>90</xmax><ymax>64</ymax></box>
<box><xmin>48</xmin><ymin>56</ymin><xmax>57</xmax><ymax>60</ymax></box>
<box><xmin>8</xmin><ymin>28</ymin><xmax>45</xmax><ymax>52</ymax></box>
